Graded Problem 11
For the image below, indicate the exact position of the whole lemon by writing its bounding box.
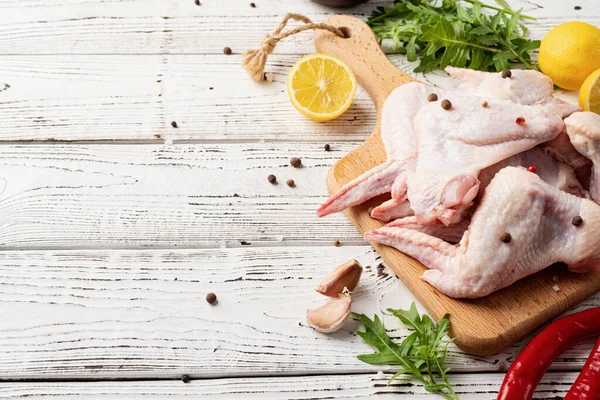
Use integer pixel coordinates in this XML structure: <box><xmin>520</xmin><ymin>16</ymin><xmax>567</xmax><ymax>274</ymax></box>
<box><xmin>538</xmin><ymin>21</ymin><xmax>600</xmax><ymax>90</ymax></box>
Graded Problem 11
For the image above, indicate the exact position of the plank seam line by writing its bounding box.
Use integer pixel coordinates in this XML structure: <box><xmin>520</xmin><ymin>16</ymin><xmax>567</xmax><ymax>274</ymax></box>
<box><xmin>0</xmin><ymin>139</ymin><xmax>367</xmax><ymax>145</ymax></box>
<box><xmin>0</xmin><ymin>368</ymin><xmax>584</xmax><ymax>383</ymax></box>
<box><xmin>0</xmin><ymin>242</ymin><xmax>370</xmax><ymax>252</ymax></box>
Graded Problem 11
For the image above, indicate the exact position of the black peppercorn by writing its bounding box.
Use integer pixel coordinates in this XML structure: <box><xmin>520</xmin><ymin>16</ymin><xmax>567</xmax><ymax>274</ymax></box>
<box><xmin>572</xmin><ymin>216</ymin><xmax>583</xmax><ymax>227</ymax></box>
<box><xmin>324</xmin><ymin>144</ymin><xmax>331</xmax><ymax>151</ymax></box>
<box><xmin>575</xmin><ymin>6</ymin><xmax>581</xmax><ymax>10</ymax></box>
<box><xmin>482</xmin><ymin>101</ymin><xmax>488</xmax><ymax>108</ymax></box>
<box><xmin>181</xmin><ymin>374</ymin><xmax>190</xmax><ymax>383</ymax></box>
<box><xmin>267</xmin><ymin>174</ymin><xmax>277</xmax><ymax>184</ymax></box>
<box><xmin>290</xmin><ymin>157</ymin><xmax>302</xmax><ymax>168</ymax></box>
<box><xmin>286</xmin><ymin>179</ymin><xmax>295</xmax><ymax>187</ymax></box>
<box><xmin>441</xmin><ymin>99</ymin><xmax>452</xmax><ymax>110</ymax></box>
<box><xmin>250</xmin><ymin>2</ymin><xmax>256</xmax><ymax>6</ymax></box>
<box><xmin>499</xmin><ymin>232</ymin><xmax>512</xmax><ymax>243</ymax></box>
<box><xmin>502</xmin><ymin>69</ymin><xmax>512</xmax><ymax>79</ymax></box>
<box><xmin>333</xmin><ymin>240</ymin><xmax>341</xmax><ymax>247</ymax></box>
<box><xmin>194</xmin><ymin>0</ymin><xmax>200</xmax><ymax>5</ymax></box>
<box><xmin>428</xmin><ymin>93</ymin><xmax>438</xmax><ymax>102</ymax></box>
<box><xmin>206</xmin><ymin>292</ymin><xmax>217</xmax><ymax>304</ymax></box>
<box><xmin>223</xmin><ymin>47</ymin><xmax>232</xmax><ymax>55</ymax></box>
<box><xmin>171</xmin><ymin>121</ymin><xmax>178</xmax><ymax>128</ymax></box>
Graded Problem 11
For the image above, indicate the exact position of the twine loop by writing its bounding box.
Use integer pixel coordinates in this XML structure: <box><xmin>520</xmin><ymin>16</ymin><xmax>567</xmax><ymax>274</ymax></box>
<box><xmin>242</xmin><ymin>13</ymin><xmax>346</xmax><ymax>81</ymax></box>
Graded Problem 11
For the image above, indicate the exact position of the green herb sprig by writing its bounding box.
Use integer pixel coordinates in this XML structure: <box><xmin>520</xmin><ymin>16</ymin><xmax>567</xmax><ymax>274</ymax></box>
<box><xmin>367</xmin><ymin>0</ymin><xmax>540</xmax><ymax>73</ymax></box>
<box><xmin>354</xmin><ymin>302</ymin><xmax>457</xmax><ymax>399</ymax></box>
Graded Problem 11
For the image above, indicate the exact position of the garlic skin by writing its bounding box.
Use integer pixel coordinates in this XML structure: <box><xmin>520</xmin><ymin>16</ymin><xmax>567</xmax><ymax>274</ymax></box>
<box><xmin>316</xmin><ymin>259</ymin><xmax>363</xmax><ymax>297</ymax></box>
<box><xmin>306</xmin><ymin>294</ymin><xmax>352</xmax><ymax>333</ymax></box>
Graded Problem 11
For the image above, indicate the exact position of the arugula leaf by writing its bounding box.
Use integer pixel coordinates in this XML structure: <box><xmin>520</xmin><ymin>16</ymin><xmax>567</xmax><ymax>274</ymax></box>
<box><xmin>456</xmin><ymin>4</ymin><xmax>472</xmax><ymax>23</ymax></box>
<box><xmin>367</xmin><ymin>0</ymin><xmax>539</xmax><ymax>73</ymax></box>
<box><xmin>354</xmin><ymin>303</ymin><xmax>458</xmax><ymax>400</ymax></box>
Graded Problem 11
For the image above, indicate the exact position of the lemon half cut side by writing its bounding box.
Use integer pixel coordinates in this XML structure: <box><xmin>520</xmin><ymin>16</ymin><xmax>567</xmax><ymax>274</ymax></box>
<box><xmin>287</xmin><ymin>53</ymin><xmax>357</xmax><ymax>121</ymax></box>
<box><xmin>579</xmin><ymin>68</ymin><xmax>600</xmax><ymax>114</ymax></box>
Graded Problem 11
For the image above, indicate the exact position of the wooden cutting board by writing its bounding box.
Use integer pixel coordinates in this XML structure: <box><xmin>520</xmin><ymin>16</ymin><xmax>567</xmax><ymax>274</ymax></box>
<box><xmin>314</xmin><ymin>15</ymin><xmax>600</xmax><ymax>356</ymax></box>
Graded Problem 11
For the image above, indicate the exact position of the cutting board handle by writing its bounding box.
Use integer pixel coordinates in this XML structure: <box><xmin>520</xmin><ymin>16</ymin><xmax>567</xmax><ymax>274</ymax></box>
<box><xmin>314</xmin><ymin>15</ymin><xmax>415</xmax><ymax>110</ymax></box>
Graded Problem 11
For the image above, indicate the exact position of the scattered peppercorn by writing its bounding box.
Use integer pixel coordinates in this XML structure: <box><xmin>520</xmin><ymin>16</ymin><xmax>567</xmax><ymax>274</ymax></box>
<box><xmin>502</xmin><ymin>69</ymin><xmax>512</xmax><ymax>79</ymax></box>
<box><xmin>324</xmin><ymin>144</ymin><xmax>331</xmax><ymax>151</ymax></box>
<box><xmin>250</xmin><ymin>2</ymin><xmax>256</xmax><ymax>6</ymax></box>
<box><xmin>223</xmin><ymin>47</ymin><xmax>232</xmax><ymax>55</ymax></box>
<box><xmin>290</xmin><ymin>157</ymin><xmax>302</xmax><ymax>168</ymax></box>
<box><xmin>194</xmin><ymin>0</ymin><xmax>200</xmax><ymax>5</ymax></box>
<box><xmin>481</xmin><ymin>101</ymin><xmax>488</xmax><ymax>108</ymax></box>
<box><xmin>267</xmin><ymin>174</ymin><xmax>277</xmax><ymax>184</ymax></box>
<box><xmin>171</xmin><ymin>121</ymin><xmax>178</xmax><ymax>128</ymax></box>
<box><xmin>575</xmin><ymin>6</ymin><xmax>582</xmax><ymax>10</ymax></box>
<box><xmin>206</xmin><ymin>292</ymin><xmax>217</xmax><ymax>304</ymax></box>
<box><xmin>181</xmin><ymin>374</ymin><xmax>190</xmax><ymax>383</ymax></box>
<box><xmin>516</xmin><ymin>116</ymin><xmax>526</xmax><ymax>126</ymax></box>
<box><xmin>441</xmin><ymin>99</ymin><xmax>452</xmax><ymax>110</ymax></box>
<box><xmin>572</xmin><ymin>216</ymin><xmax>584</xmax><ymax>227</ymax></box>
<box><xmin>333</xmin><ymin>240</ymin><xmax>341</xmax><ymax>247</ymax></box>
<box><xmin>527</xmin><ymin>165</ymin><xmax>537</xmax><ymax>173</ymax></box>
<box><xmin>500</xmin><ymin>232</ymin><xmax>512</xmax><ymax>243</ymax></box>
<box><xmin>286</xmin><ymin>179</ymin><xmax>295</xmax><ymax>187</ymax></box>
<box><xmin>428</xmin><ymin>93</ymin><xmax>438</xmax><ymax>102</ymax></box>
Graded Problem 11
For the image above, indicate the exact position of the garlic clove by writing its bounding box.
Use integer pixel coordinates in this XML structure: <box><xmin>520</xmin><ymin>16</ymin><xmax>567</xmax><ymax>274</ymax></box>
<box><xmin>306</xmin><ymin>294</ymin><xmax>351</xmax><ymax>333</ymax></box>
<box><xmin>316</xmin><ymin>259</ymin><xmax>363</xmax><ymax>297</ymax></box>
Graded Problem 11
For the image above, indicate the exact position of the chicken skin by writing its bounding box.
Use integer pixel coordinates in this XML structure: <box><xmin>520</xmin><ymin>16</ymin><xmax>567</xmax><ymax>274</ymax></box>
<box><xmin>366</xmin><ymin>167</ymin><xmax>600</xmax><ymax>298</ymax></box>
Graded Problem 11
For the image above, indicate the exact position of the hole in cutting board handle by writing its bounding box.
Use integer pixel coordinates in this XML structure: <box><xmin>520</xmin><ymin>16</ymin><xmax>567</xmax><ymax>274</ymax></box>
<box><xmin>339</xmin><ymin>27</ymin><xmax>352</xmax><ymax>38</ymax></box>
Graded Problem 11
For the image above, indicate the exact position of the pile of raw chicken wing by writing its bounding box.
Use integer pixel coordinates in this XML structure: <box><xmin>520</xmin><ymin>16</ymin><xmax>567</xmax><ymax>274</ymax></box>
<box><xmin>317</xmin><ymin>67</ymin><xmax>600</xmax><ymax>299</ymax></box>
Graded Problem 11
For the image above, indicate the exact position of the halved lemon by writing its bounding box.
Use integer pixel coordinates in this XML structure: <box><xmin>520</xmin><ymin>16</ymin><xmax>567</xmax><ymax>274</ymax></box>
<box><xmin>287</xmin><ymin>53</ymin><xmax>357</xmax><ymax>121</ymax></box>
<box><xmin>579</xmin><ymin>68</ymin><xmax>600</xmax><ymax>114</ymax></box>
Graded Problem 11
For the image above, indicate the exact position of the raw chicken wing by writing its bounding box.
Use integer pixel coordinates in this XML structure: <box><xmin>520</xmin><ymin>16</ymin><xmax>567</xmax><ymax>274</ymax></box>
<box><xmin>446</xmin><ymin>66</ymin><xmax>581</xmax><ymax>118</ymax></box>
<box><xmin>565</xmin><ymin>112</ymin><xmax>600</xmax><ymax>202</ymax></box>
<box><xmin>317</xmin><ymin>82</ymin><xmax>440</xmax><ymax>217</ymax></box>
<box><xmin>408</xmin><ymin>96</ymin><xmax>564</xmax><ymax>225</ymax></box>
<box><xmin>366</xmin><ymin>167</ymin><xmax>600</xmax><ymax>298</ymax></box>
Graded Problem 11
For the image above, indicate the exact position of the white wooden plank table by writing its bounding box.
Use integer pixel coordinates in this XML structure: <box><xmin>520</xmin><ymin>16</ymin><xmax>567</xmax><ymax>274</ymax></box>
<box><xmin>0</xmin><ymin>0</ymin><xmax>598</xmax><ymax>398</ymax></box>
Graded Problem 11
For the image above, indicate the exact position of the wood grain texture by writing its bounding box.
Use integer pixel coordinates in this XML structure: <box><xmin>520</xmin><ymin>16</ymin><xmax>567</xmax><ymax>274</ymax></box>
<box><xmin>0</xmin><ymin>0</ymin><xmax>597</xmax><ymax>390</ymax></box>
<box><xmin>317</xmin><ymin>15</ymin><xmax>600</xmax><ymax>356</ymax></box>
<box><xmin>0</xmin><ymin>54</ymin><xmax>484</xmax><ymax>143</ymax></box>
<box><xmin>0</xmin><ymin>0</ymin><xmax>597</xmax><ymax>55</ymax></box>
<box><xmin>0</xmin><ymin>372</ymin><xmax>583</xmax><ymax>399</ymax></box>
<box><xmin>0</xmin><ymin>55</ymin><xmax>377</xmax><ymax>142</ymax></box>
<box><xmin>0</xmin><ymin>0</ymin><xmax>589</xmax><ymax>142</ymax></box>
<box><xmin>0</xmin><ymin>143</ymin><xmax>370</xmax><ymax>248</ymax></box>
<box><xmin>0</xmin><ymin>247</ymin><xmax>596</xmax><ymax>380</ymax></box>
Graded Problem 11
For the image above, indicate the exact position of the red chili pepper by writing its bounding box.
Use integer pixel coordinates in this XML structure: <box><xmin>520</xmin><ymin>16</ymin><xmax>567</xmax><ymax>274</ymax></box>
<box><xmin>497</xmin><ymin>308</ymin><xmax>600</xmax><ymax>400</ymax></box>
<box><xmin>565</xmin><ymin>336</ymin><xmax>600</xmax><ymax>400</ymax></box>
<box><xmin>516</xmin><ymin>116</ymin><xmax>526</xmax><ymax>125</ymax></box>
<box><xmin>527</xmin><ymin>165</ymin><xmax>536</xmax><ymax>173</ymax></box>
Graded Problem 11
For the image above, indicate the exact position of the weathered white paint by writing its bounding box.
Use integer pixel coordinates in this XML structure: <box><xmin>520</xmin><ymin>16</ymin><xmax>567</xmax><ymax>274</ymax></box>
<box><xmin>0</xmin><ymin>372</ymin><xmax>583</xmax><ymax>399</ymax></box>
<box><xmin>0</xmin><ymin>0</ymin><xmax>593</xmax><ymax>142</ymax></box>
<box><xmin>0</xmin><ymin>0</ymin><xmax>596</xmax><ymax>55</ymax></box>
<box><xmin>0</xmin><ymin>55</ymin><xmax>377</xmax><ymax>142</ymax></box>
<box><xmin>0</xmin><ymin>143</ymin><xmax>366</xmax><ymax>248</ymax></box>
<box><xmin>0</xmin><ymin>0</ymin><xmax>597</xmax><ymax>393</ymax></box>
<box><xmin>0</xmin><ymin>53</ymin><xmax>488</xmax><ymax>142</ymax></box>
<box><xmin>0</xmin><ymin>248</ymin><xmax>596</xmax><ymax>380</ymax></box>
